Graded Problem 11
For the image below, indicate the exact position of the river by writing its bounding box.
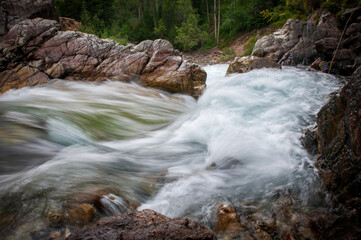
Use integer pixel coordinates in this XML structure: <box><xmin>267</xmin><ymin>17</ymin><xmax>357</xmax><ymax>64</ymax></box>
<box><xmin>0</xmin><ymin>65</ymin><xmax>340</xmax><ymax>239</ymax></box>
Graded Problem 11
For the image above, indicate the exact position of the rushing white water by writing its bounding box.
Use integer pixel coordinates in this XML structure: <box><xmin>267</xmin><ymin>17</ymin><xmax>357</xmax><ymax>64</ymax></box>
<box><xmin>0</xmin><ymin>65</ymin><xmax>340</xmax><ymax>239</ymax></box>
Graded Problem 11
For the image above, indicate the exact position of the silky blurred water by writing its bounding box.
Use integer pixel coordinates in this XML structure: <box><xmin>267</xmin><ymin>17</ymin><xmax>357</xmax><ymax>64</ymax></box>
<box><xmin>0</xmin><ymin>65</ymin><xmax>340</xmax><ymax>239</ymax></box>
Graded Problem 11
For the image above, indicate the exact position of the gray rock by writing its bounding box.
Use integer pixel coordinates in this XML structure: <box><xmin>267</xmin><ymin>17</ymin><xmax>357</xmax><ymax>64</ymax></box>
<box><xmin>0</xmin><ymin>18</ymin><xmax>206</xmax><ymax>98</ymax></box>
<box><xmin>252</xmin><ymin>16</ymin><xmax>341</xmax><ymax>66</ymax></box>
<box><xmin>0</xmin><ymin>0</ymin><xmax>59</xmax><ymax>36</ymax></box>
<box><xmin>226</xmin><ymin>56</ymin><xmax>280</xmax><ymax>75</ymax></box>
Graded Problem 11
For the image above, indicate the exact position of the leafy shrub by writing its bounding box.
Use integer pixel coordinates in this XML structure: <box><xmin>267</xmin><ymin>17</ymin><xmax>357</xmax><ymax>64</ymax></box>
<box><xmin>219</xmin><ymin>47</ymin><xmax>236</xmax><ymax>62</ymax></box>
<box><xmin>242</xmin><ymin>35</ymin><xmax>258</xmax><ymax>56</ymax></box>
<box><xmin>261</xmin><ymin>5</ymin><xmax>306</xmax><ymax>28</ymax></box>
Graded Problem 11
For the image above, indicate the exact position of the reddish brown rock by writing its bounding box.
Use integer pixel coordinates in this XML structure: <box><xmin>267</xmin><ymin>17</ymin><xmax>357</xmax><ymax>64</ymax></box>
<box><xmin>303</xmin><ymin>66</ymin><xmax>361</xmax><ymax>238</ymax></box>
<box><xmin>0</xmin><ymin>0</ymin><xmax>59</xmax><ymax>36</ymax></box>
<box><xmin>226</xmin><ymin>56</ymin><xmax>281</xmax><ymax>75</ymax></box>
<box><xmin>0</xmin><ymin>18</ymin><xmax>206</xmax><ymax>98</ymax></box>
<box><xmin>60</xmin><ymin>17</ymin><xmax>81</xmax><ymax>31</ymax></box>
<box><xmin>0</xmin><ymin>66</ymin><xmax>50</xmax><ymax>93</ymax></box>
<box><xmin>47</xmin><ymin>210</ymin><xmax>65</xmax><ymax>228</ymax></box>
<box><xmin>66</xmin><ymin>187</ymin><xmax>137</xmax><ymax>216</ymax></box>
<box><xmin>310</xmin><ymin>57</ymin><xmax>323</xmax><ymax>70</ymax></box>
<box><xmin>215</xmin><ymin>204</ymin><xmax>253</xmax><ymax>240</ymax></box>
<box><xmin>67</xmin><ymin>203</ymin><xmax>95</xmax><ymax>224</ymax></box>
<box><xmin>66</xmin><ymin>209</ymin><xmax>216</xmax><ymax>240</ymax></box>
<box><xmin>316</xmin><ymin>69</ymin><xmax>361</xmax><ymax>207</ymax></box>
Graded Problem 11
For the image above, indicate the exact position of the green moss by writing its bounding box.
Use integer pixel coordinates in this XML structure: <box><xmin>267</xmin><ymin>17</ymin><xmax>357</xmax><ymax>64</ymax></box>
<box><xmin>242</xmin><ymin>35</ymin><xmax>258</xmax><ymax>56</ymax></box>
<box><xmin>219</xmin><ymin>53</ymin><xmax>236</xmax><ymax>62</ymax></box>
<box><xmin>218</xmin><ymin>47</ymin><xmax>236</xmax><ymax>62</ymax></box>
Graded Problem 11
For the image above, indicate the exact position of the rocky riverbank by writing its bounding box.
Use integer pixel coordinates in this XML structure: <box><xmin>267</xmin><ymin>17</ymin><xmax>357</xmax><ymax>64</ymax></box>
<box><xmin>226</xmin><ymin>7</ymin><xmax>361</xmax><ymax>239</ymax></box>
<box><xmin>301</xmin><ymin>65</ymin><xmax>361</xmax><ymax>239</ymax></box>
<box><xmin>227</xmin><ymin>8</ymin><xmax>360</xmax><ymax>76</ymax></box>
<box><xmin>1</xmin><ymin>0</ymin><xmax>361</xmax><ymax>238</ymax></box>
<box><xmin>66</xmin><ymin>209</ymin><xmax>216</xmax><ymax>240</ymax></box>
<box><xmin>0</xmin><ymin>17</ymin><xmax>206</xmax><ymax>98</ymax></box>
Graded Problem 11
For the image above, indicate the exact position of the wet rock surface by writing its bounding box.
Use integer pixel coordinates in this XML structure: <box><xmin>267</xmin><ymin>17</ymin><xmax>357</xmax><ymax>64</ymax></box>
<box><xmin>226</xmin><ymin>56</ymin><xmax>281</xmax><ymax>75</ymax></box>
<box><xmin>66</xmin><ymin>209</ymin><xmax>217</xmax><ymax>240</ymax></box>
<box><xmin>302</xmin><ymin>66</ymin><xmax>361</xmax><ymax>238</ymax></box>
<box><xmin>213</xmin><ymin>199</ymin><xmax>338</xmax><ymax>240</ymax></box>
<box><xmin>0</xmin><ymin>65</ymin><xmax>50</xmax><ymax>93</ymax></box>
<box><xmin>65</xmin><ymin>187</ymin><xmax>138</xmax><ymax>226</ymax></box>
<box><xmin>215</xmin><ymin>204</ymin><xmax>254</xmax><ymax>240</ymax></box>
<box><xmin>0</xmin><ymin>18</ymin><xmax>206</xmax><ymax>97</ymax></box>
<box><xmin>316</xmin><ymin>69</ymin><xmax>361</xmax><ymax>209</ymax></box>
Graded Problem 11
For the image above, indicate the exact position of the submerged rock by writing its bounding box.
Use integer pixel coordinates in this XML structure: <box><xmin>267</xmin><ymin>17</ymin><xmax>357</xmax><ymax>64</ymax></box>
<box><xmin>0</xmin><ymin>18</ymin><xmax>206</xmax><ymax>98</ymax></box>
<box><xmin>66</xmin><ymin>209</ymin><xmax>216</xmax><ymax>240</ymax></box>
<box><xmin>65</xmin><ymin>187</ymin><xmax>137</xmax><ymax>226</ymax></box>
<box><xmin>67</xmin><ymin>203</ymin><xmax>95</xmax><ymax>224</ymax></box>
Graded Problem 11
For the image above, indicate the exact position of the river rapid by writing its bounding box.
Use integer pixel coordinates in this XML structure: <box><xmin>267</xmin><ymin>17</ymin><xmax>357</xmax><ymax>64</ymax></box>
<box><xmin>0</xmin><ymin>65</ymin><xmax>340</xmax><ymax>239</ymax></box>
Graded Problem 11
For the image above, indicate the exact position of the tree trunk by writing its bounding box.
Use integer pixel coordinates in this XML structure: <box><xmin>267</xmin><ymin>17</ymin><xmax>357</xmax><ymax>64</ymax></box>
<box><xmin>150</xmin><ymin>0</ymin><xmax>158</xmax><ymax>28</ymax></box>
<box><xmin>206</xmin><ymin>0</ymin><xmax>210</xmax><ymax>23</ymax></box>
<box><xmin>214</xmin><ymin>0</ymin><xmax>217</xmax><ymax>41</ymax></box>
<box><xmin>217</xmin><ymin>0</ymin><xmax>220</xmax><ymax>46</ymax></box>
<box><xmin>139</xmin><ymin>0</ymin><xmax>144</xmax><ymax>21</ymax></box>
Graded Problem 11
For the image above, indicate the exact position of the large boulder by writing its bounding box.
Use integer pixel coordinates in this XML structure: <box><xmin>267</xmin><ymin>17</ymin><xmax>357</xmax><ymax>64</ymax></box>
<box><xmin>0</xmin><ymin>18</ymin><xmax>206</xmax><ymax>98</ymax></box>
<box><xmin>226</xmin><ymin>56</ymin><xmax>281</xmax><ymax>75</ymax></box>
<box><xmin>66</xmin><ymin>209</ymin><xmax>216</xmax><ymax>240</ymax></box>
<box><xmin>0</xmin><ymin>0</ymin><xmax>59</xmax><ymax>36</ymax></box>
<box><xmin>252</xmin><ymin>17</ymin><xmax>341</xmax><ymax>66</ymax></box>
<box><xmin>252</xmin><ymin>9</ymin><xmax>361</xmax><ymax>76</ymax></box>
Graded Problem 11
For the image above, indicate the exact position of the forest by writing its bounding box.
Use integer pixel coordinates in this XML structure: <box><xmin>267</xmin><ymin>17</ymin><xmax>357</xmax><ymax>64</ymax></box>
<box><xmin>56</xmin><ymin>0</ymin><xmax>360</xmax><ymax>51</ymax></box>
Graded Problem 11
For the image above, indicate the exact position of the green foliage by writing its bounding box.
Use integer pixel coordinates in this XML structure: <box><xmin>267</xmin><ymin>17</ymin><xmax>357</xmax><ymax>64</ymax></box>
<box><xmin>55</xmin><ymin>0</ymin><xmax>82</xmax><ymax>20</ymax></box>
<box><xmin>261</xmin><ymin>4</ymin><xmax>306</xmax><ymax>28</ymax></box>
<box><xmin>219</xmin><ymin>47</ymin><xmax>236</xmax><ymax>62</ymax></box>
<box><xmin>154</xmin><ymin>19</ymin><xmax>167</xmax><ymax>38</ymax></box>
<box><xmin>175</xmin><ymin>14</ymin><xmax>200</xmax><ymax>51</ymax></box>
<box><xmin>59</xmin><ymin>0</ymin><xmax>358</xmax><ymax>52</ymax></box>
<box><xmin>242</xmin><ymin>35</ymin><xmax>258</xmax><ymax>56</ymax></box>
<box><xmin>78</xmin><ymin>1</ymin><xmax>105</xmax><ymax>37</ymax></box>
<box><xmin>198</xmin><ymin>30</ymin><xmax>209</xmax><ymax>50</ymax></box>
<box><xmin>321</xmin><ymin>2</ymin><xmax>340</xmax><ymax>13</ymax></box>
<box><xmin>176</xmin><ymin>0</ymin><xmax>194</xmax><ymax>20</ymax></box>
<box><xmin>102</xmin><ymin>31</ymin><xmax>129</xmax><ymax>46</ymax></box>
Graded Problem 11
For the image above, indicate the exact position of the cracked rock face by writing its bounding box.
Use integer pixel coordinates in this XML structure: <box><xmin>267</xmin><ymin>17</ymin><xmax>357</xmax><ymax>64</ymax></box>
<box><xmin>251</xmin><ymin>9</ymin><xmax>361</xmax><ymax>76</ymax></box>
<box><xmin>0</xmin><ymin>18</ymin><xmax>206</xmax><ymax>98</ymax></box>
<box><xmin>66</xmin><ymin>209</ymin><xmax>216</xmax><ymax>240</ymax></box>
<box><xmin>252</xmin><ymin>16</ymin><xmax>341</xmax><ymax>66</ymax></box>
<box><xmin>301</xmin><ymin>67</ymin><xmax>361</xmax><ymax>239</ymax></box>
<box><xmin>0</xmin><ymin>0</ymin><xmax>59</xmax><ymax>36</ymax></box>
